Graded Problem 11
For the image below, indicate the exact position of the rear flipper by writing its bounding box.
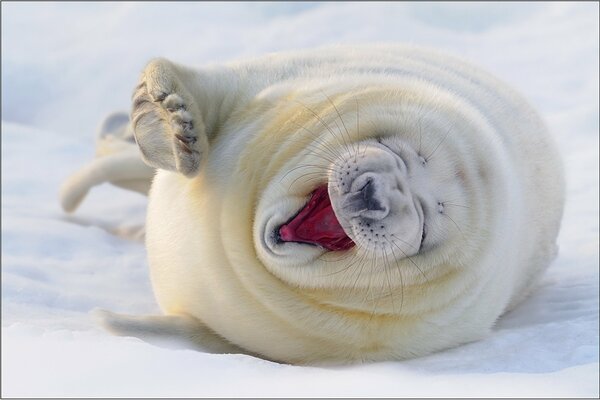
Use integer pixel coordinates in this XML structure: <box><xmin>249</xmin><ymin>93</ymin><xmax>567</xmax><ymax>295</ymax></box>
<box><xmin>60</xmin><ymin>153</ymin><xmax>154</xmax><ymax>213</ymax></box>
<box><xmin>92</xmin><ymin>309</ymin><xmax>251</xmax><ymax>356</ymax></box>
<box><xmin>60</xmin><ymin>112</ymin><xmax>155</xmax><ymax>214</ymax></box>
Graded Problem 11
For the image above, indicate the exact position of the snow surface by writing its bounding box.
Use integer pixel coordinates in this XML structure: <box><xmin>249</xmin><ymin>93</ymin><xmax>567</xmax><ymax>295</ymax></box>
<box><xmin>2</xmin><ymin>2</ymin><xmax>599</xmax><ymax>397</ymax></box>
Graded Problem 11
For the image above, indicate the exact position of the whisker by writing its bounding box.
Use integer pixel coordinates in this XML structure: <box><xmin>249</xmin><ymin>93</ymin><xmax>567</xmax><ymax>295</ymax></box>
<box><xmin>425</xmin><ymin>126</ymin><xmax>451</xmax><ymax>162</ymax></box>
<box><xmin>285</xmin><ymin>170</ymin><xmax>328</xmax><ymax>186</ymax></box>
<box><xmin>418</xmin><ymin>114</ymin><xmax>423</xmax><ymax>156</ymax></box>
<box><xmin>278</xmin><ymin>163</ymin><xmax>332</xmax><ymax>183</ymax></box>
<box><xmin>442</xmin><ymin>202</ymin><xmax>471</xmax><ymax>209</ymax></box>
<box><xmin>320</xmin><ymin>249</ymin><xmax>366</xmax><ymax>277</ymax></box>
<box><xmin>389</xmin><ymin>244</ymin><xmax>405</xmax><ymax>313</ymax></box>
<box><xmin>388</xmin><ymin>233</ymin><xmax>419</xmax><ymax>252</ymax></box>
<box><xmin>381</xmin><ymin>244</ymin><xmax>396</xmax><ymax>314</ymax></box>
<box><xmin>294</xmin><ymin>100</ymin><xmax>349</xmax><ymax>158</ymax></box>
<box><xmin>288</xmin><ymin>120</ymin><xmax>343</xmax><ymax>164</ymax></box>
<box><xmin>288</xmin><ymin>172</ymin><xmax>329</xmax><ymax>191</ymax></box>
<box><xmin>282</xmin><ymin>138</ymin><xmax>339</xmax><ymax>165</ymax></box>
<box><xmin>441</xmin><ymin>212</ymin><xmax>464</xmax><ymax>237</ymax></box>
<box><xmin>321</xmin><ymin>91</ymin><xmax>357</xmax><ymax>158</ymax></box>
<box><xmin>385</xmin><ymin>236</ymin><xmax>428</xmax><ymax>283</ymax></box>
<box><xmin>368</xmin><ymin>247</ymin><xmax>383</xmax><ymax>321</ymax></box>
<box><xmin>317</xmin><ymin>249</ymin><xmax>356</xmax><ymax>264</ymax></box>
<box><xmin>350</xmin><ymin>246</ymin><xmax>371</xmax><ymax>295</ymax></box>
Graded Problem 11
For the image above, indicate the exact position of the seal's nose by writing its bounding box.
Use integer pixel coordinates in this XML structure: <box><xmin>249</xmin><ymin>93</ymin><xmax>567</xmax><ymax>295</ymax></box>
<box><xmin>342</xmin><ymin>173</ymin><xmax>390</xmax><ymax>221</ymax></box>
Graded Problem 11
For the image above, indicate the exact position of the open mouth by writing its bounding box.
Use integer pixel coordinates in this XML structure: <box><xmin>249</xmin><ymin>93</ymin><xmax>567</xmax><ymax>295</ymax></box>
<box><xmin>278</xmin><ymin>186</ymin><xmax>355</xmax><ymax>251</ymax></box>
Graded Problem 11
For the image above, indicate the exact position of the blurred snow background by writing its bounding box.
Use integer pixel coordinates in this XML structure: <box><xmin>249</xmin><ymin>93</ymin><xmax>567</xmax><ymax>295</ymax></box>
<box><xmin>2</xmin><ymin>2</ymin><xmax>598</xmax><ymax>397</ymax></box>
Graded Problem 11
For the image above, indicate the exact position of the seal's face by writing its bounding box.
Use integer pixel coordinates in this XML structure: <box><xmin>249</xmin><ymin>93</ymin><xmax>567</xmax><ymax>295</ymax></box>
<box><xmin>278</xmin><ymin>138</ymin><xmax>431</xmax><ymax>255</ymax></box>
<box><xmin>251</xmin><ymin>82</ymin><xmax>478</xmax><ymax>294</ymax></box>
<box><xmin>281</xmin><ymin>137</ymin><xmax>430</xmax><ymax>255</ymax></box>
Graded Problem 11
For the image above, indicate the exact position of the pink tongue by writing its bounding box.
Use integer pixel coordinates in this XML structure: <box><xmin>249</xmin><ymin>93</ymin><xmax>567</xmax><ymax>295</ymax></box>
<box><xmin>278</xmin><ymin>186</ymin><xmax>355</xmax><ymax>251</ymax></box>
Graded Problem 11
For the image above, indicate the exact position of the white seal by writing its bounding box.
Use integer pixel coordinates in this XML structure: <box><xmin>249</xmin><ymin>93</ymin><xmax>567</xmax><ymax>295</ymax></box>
<box><xmin>93</xmin><ymin>45</ymin><xmax>565</xmax><ymax>364</ymax></box>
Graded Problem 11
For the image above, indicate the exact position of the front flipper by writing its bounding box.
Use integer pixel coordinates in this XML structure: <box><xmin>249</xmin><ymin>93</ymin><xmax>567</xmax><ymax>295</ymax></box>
<box><xmin>131</xmin><ymin>58</ymin><xmax>209</xmax><ymax>177</ymax></box>
<box><xmin>93</xmin><ymin>309</ymin><xmax>249</xmax><ymax>355</ymax></box>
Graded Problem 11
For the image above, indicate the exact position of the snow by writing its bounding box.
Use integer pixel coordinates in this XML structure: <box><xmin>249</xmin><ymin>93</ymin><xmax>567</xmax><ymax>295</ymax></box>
<box><xmin>2</xmin><ymin>2</ymin><xmax>598</xmax><ymax>397</ymax></box>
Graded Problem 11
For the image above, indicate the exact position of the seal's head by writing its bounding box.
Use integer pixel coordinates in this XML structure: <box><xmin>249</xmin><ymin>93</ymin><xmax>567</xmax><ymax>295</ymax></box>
<box><xmin>279</xmin><ymin>138</ymin><xmax>430</xmax><ymax>256</ymax></box>
<box><xmin>250</xmin><ymin>80</ymin><xmax>495</xmax><ymax>298</ymax></box>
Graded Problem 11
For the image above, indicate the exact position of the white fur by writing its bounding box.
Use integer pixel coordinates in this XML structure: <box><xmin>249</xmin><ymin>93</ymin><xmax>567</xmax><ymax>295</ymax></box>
<box><xmin>97</xmin><ymin>45</ymin><xmax>565</xmax><ymax>365</ymax></box>
<box><xmin>60</xmin><ymin>112</ymin><xmax>154</xmax><ymax>213</ymax></box>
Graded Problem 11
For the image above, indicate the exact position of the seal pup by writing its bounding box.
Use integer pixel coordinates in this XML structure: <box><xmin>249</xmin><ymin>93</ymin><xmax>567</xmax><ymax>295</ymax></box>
<box><xmin>88</xmin><ymin>45</ymin><xmax>564</xmax><ymax>364</ymax></box>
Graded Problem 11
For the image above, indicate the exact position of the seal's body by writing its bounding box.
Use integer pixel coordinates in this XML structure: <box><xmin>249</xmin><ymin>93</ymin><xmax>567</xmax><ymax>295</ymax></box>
<box><xmin>93</xmin><ymin>45</ymin><xmax>564</xmax><ymax>364</ymax></box>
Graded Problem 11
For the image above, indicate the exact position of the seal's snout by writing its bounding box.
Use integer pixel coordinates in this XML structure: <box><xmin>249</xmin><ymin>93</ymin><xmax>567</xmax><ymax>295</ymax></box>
<box><xmin>342</xmin><ymin>173</ymin><xmax>390</xmax><ymax>221</ymax></box>
<box><xmin>328</xmin><ymin>141</ymin><xmax>425</xmax><ymax>254</ymax></box>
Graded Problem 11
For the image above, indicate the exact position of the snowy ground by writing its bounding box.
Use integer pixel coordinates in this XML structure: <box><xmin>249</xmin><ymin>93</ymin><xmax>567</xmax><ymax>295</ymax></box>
<box><xmin>2</xmin><ymin>2</ymin><xmax>599</xmax><ymax>397</ymax></box>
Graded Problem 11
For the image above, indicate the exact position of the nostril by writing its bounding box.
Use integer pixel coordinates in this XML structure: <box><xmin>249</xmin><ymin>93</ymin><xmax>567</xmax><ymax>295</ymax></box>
<box><xmin>396</xmin><ymin>180</ymin><xmax>405</xmax><ymax>195</ymax></box>
<box><xmin>358</xmin><ymin>177</ymin><xmax>373</xmax><ymax>194</ymax></box>
<box><xmin>341</xmin><ymin>173</ymin><xmax>390</xmax><ymax>220</ymax></box>
<box><xmin>361</xmin><ymin>179</ymin><xmax>385</xmax><ymax>212</ymax></box>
